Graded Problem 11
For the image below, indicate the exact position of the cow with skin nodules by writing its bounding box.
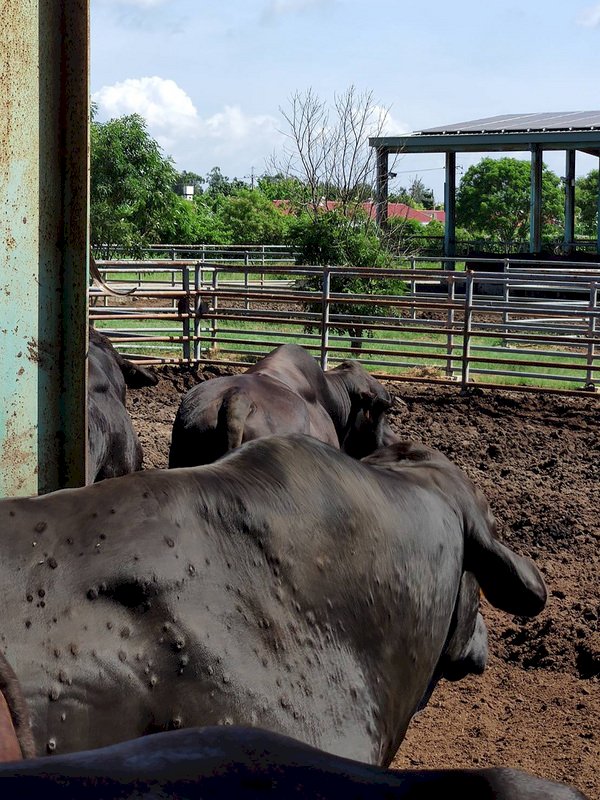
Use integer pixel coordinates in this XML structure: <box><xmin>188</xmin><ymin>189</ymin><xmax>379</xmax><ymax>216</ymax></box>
<box><xmin>0</xmin><ymin>434</ymin><xmax>546</xmax><ymax>764</ymax></box>
<box><xmin>168</xmin><ymin>343</ymin><xmax>393</xmax><ymax>467</ymax></box>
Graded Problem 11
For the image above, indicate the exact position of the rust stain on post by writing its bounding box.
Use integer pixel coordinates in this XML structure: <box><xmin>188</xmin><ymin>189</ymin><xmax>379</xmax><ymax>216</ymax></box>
<box><xmin>0</xmin><ymin>1</ymin><xmax>89</xmax><ymax>498</ymax></box>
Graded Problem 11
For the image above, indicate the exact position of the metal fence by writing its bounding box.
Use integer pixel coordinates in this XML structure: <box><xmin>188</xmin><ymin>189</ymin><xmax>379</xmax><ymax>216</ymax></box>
<box><xmin>89</xmin><ymin>255</ymin><xmax>600</xmax><ymax>394</ymax></box>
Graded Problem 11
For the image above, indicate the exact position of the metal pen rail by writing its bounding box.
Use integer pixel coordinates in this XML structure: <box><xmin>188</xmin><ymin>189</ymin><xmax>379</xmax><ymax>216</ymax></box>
<box><xmin>89</xmin><ymin>255</ymin><xmax>600</xmax><ymax>394</ymax></box>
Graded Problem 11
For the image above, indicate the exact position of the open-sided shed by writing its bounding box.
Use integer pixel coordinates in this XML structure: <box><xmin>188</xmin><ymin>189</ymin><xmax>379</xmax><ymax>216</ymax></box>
<box><xmin>370</xmin><ymin>111</ymin><xmax>600</xmax><ymax>256</ymax></box>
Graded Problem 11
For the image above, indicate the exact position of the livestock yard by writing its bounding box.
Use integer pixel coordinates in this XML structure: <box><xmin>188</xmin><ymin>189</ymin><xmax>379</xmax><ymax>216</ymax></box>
<box><xmin>127</xmin><ymin>364</ymin><xmax>600</xmax><ymax>799</ymax></box>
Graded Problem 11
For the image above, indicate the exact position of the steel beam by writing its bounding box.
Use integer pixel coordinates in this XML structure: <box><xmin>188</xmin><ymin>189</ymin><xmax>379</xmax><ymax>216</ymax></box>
<box><xmin>563</xmin><ymin>150</ymin><xmax>576</xmax><ymax>253</ymax></box>
<box><xmin>597</xmin><ymin>159</ymin><xmax>600</xmax><ymax>254</ymax></box>
<box><xmin>443</xmin><ymin>152</ymin><xmax>456</xmax><ymax>262</ymax></box>
<box><xmin>0</xmin><ymin>1</ymin><xmax>89</xmax><ymax>497</ymax></box>
<box><xmin>375</xmin><ymin>148</ymin><xmax>389</xmax><ymax>227</ymax></box>
<box><xmin>529</xmin><ymin>145</ymin><xmax>543</xmax><ymax>253</ymax></box>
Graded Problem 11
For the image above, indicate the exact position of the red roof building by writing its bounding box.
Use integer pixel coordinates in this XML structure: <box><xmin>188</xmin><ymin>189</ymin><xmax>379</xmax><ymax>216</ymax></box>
<box><xmin>273</xmin><ymin>199</ymin><xmax>444</xmax><ymax>224</ymax></box>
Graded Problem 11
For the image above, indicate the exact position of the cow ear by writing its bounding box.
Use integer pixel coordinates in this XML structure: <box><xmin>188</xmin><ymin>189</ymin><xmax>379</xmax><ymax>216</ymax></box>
<box><xmin>464</xmin><ymin>518</ymin><xmax>547</xmax><ymax>617</ymax></box>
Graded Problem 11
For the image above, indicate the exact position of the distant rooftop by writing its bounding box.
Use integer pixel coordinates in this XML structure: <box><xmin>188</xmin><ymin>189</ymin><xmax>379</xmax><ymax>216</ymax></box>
<box><xmin>418</xmin><ymin>111</ymin><xmax>600</xmax><ymax>135</ymax></box>
<box><xmin>370</xmin><ymin>111</ymin><xmax>600</xmax><ymax>155</ymax></box>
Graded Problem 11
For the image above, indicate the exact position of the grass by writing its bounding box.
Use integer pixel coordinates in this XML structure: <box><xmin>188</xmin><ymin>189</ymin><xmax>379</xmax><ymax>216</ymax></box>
<box><xmin>95</xmin><ymin>315</ymin><xmax>594</xmax><ymax>390</ymax></box>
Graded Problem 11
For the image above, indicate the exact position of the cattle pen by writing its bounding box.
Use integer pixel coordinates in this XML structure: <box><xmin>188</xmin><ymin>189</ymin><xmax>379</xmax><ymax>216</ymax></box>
<box><xmin>91</xmin><ymin>251</ymin><xmax>600</xmax><ymax>395</ymax></box>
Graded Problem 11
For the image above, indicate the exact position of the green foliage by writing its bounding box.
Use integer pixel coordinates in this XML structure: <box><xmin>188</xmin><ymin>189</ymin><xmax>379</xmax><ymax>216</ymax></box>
<box><xmin>91</xmin><ymin>114</ymin><xmax>180</xmax><ymax>255</ymax></box>
<box><xmin>575</xmin><ymin>170</ymin><xmax>598</xmax><ymax>236</ymax></box>
<box><xmin>257</xmin><ymin>174</ymin><xmax>309</xmax><ymax>205</ymax></box>
<box><xmin>216</xmin><ymin>189</ymin><xmax>291</xmax><ymax>244</ymax></box>
<box><xmin>389</xmin><ymin>177</ymin><xmax>435</xmax><ymax>209</ymax></box>
<box><xmin>384</xmin><ymin>217</ymin><xmax>427</xmax><ymax>254</ymax></box>
<box><xmin>288</xmin><ymin>211</ymin><xmax>405</xmax><ymax>348</ymax></box>
<box><xmin>204</xmin><ymin>167</ymin><xmax>246</xmax><ymax>197</ymax></box>
<box><xmin>174</xmin><ymin>170</ymin><xmax>205</xmax><ymax>197</ymax></box>
<box><xmin>456</xmin><ymin>157</ymin><xmax>564</xmax><ymax>244</ymax></box>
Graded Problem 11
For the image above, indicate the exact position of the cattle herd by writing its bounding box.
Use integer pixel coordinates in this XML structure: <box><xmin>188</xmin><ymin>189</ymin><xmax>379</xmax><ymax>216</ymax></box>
<box><xmin>0</xmin><ymin>328</ymin><xmax>588</xmax><ymax>798</ymax></box>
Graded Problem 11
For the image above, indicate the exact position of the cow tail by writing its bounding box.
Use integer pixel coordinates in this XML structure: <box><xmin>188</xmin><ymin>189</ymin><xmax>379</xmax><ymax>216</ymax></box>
<box><xmin>219</xmin><ymin>388</ymin><xmax>255</xmax><ymax>451</ymax></box>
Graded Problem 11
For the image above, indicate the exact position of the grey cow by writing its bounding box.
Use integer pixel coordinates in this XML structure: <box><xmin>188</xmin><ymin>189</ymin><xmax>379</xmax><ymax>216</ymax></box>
<box><xmin>0</xmin><ymin>726</ymin><xmax>587</xmax><ymax>799</ymax></box>
<box><xmin>168</xmin><ymin>343</ymin><xmax>392</xmax><ymax>466</ymax></box>
<box><xmin>0</xmin><ymin>435</ymin><xmax>545</xmax><ymax>764</ymax></box>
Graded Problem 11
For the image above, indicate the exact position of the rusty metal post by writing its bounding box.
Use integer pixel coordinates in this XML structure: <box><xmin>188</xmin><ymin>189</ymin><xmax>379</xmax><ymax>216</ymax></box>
<box><xmin>445</xmin><ymin>273</ymin><xmax>456</xmax><ymax>378</ymax></box>
<box><xmin>320</xmin><ymin>267</ymin><xmax>331</xmax><ymax>370</ymax></box>
<box><xmin>460</xmin><ymin>272</ymin><xmax>474</xmax><ymax>391</ymax></box>
<box><xmin>0</xmin><ymin>0</ymin><xmax>89</xmax><ymax>497</ymax></box>
<box><xmin>584</xmin><ymin>281</ymin><xmax>598</xmax><ymax>389</ymax></box>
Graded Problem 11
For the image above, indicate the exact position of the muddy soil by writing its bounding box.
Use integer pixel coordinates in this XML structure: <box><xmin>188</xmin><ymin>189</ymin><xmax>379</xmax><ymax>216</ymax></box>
<box><xmin>127</xmin><ymin>368</ymin><xmax>599</xmax><ymax>799</ymax></box>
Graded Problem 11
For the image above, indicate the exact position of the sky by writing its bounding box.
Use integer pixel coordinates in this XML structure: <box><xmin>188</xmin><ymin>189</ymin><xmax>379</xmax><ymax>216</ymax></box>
<box><xmin>91</xmin><ymin>0</ymin><xmax>600</xmax><ymax>203</ymax></box>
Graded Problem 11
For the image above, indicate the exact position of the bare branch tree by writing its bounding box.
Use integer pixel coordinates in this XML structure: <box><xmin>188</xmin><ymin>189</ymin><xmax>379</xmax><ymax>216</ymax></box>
<box><xmin>273</xmin><ymin>85</ymin><xmax>393</xmax><ymax>222</ymax></box>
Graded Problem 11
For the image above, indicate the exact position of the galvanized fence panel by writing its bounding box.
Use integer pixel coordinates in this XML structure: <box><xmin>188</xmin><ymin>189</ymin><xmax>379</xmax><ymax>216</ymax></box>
<box><xmin>89</xmin><ymin>256</ymin><xmax>600</xmax><ymax>394</ymax></box>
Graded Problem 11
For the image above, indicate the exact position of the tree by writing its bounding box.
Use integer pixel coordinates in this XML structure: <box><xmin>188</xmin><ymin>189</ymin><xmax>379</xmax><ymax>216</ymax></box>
<box><xmin>204</xmin><ymin>167</ymin><xmax>246</xmax><ymax>197</ymax></box>
<box><xmin>256</xmin><ymin>174</ymin><xmax>308</xmax><ymax>204</ymax></box>
<box><xmin>390</xmin><ymin>177</ymin><xmax>435</xmax><ymax>209</ymax></box>
<box><xmin>456</xmin><ymin>157</ymin><xmax>563</xmax><ymax>245</ymax></box>
<box><xmin>217</xmin><ymin>189</ymin><xmax>290</xmax><ymax>244</ymax></box>
<box><xmin>289</xmin><ymin>210</ymin><xmax>405</xmax><ymax>351</ymax></box>
<box><xmin>174</xmin><ymin>170</ymin><xmax>205</xmax><ymax>197</ymax></box>
<box><xmin>575</xmin><ymin>169</ymin><xmax>599</xmax><ymax>236</ymax></box>
<box><xmin>272</xmin><ymin>85</ymin><xmax>390</xmax><ymax>216</ymax></box>
<box><xmin>91</xmin><ymin>114</ymin><xmax>182</xmax><ymax>255</ymax></box>
<box><xmin>268</xmin><ymin>86</ymin><xmax>404</xmax><ymax>350</ymax></box>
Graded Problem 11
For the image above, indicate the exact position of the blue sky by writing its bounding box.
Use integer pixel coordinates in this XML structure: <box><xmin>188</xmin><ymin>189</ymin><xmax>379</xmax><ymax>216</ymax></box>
<box><xmin>91</xmin><ymin>0</ymin><xmax>600</xmax><ymax>202</ymax></box>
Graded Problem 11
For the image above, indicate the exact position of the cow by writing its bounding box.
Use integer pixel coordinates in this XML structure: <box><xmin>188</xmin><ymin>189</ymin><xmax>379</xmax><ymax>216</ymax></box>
<box><xmin>168</xmin><ymin>343</ymin><xmax>392</xmax><ymax>467</ymax></box>
<box><xmin>0</xmin><ymin>434</ymin><xmax>546</xmax><ymax>763</ymax></box>
<box><xmin>88</xmin><ymin>326</ymin><xmax>158</xmax><ymax>483</ymax></box>
<box><xmin>0</xmin><ymin>726</ymin><xmax>588</xmax><ymax>799</ymax></box>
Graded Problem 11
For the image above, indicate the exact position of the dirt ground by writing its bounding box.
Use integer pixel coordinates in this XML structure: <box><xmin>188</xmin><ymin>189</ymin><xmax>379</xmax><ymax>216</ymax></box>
<box><xmin>127</xmin><ymin>367</ymin><xmax>599</xmax><ymax>799</ymax></box>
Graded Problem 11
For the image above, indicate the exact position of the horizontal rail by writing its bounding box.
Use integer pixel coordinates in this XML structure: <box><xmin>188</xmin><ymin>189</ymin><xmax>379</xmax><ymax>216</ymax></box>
<box><xmin>89</xmin><ymin>257</ymin><xmax>600</xmax><ymax>395</ymax></box>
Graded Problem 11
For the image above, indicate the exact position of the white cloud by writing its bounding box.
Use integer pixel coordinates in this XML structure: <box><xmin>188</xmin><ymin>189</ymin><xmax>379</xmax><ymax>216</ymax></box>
<box><xmin>92</xmin><ymin>77</ymin><xmax>284</xmax><ymax>177</ymax></box>
<box><xmin>576</xmin><ymin>4</ymin><xmax>600</xmax><ymax>26</ymax></box>
<box><xmin>93</xmin><ymin>77</ymin><xmax>198</xmax><ymax>131</ymax></box>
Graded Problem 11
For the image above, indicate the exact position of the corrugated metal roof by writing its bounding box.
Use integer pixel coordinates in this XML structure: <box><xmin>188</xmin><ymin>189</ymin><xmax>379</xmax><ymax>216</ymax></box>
<box><xmin>418</xmin><ymin>111</ymin><xmax>600</xmax><ymax>135</ymax></box>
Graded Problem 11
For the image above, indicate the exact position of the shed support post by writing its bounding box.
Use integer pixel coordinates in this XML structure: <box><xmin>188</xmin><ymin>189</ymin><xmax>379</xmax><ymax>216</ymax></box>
<box><xmin>529</xmin><ymin>145</ymin><xmax>543</xmax><ymax>253</ymax></box>
<box><xmin>375</xmin><ymin>148</ymin><xmax>389</xmax><ymax>227</ymax></box>
<box><xmin>563</xmin><ymin>150</ymin><xmax>576</xmax><ymax>254</ymax></box>
<box><xmin>443</xmin><ymin>151</ymin><xmax>456</xmax><ymax>265</ymax></box>
<box><xmin>597</xmin><ymin>158</ymin><xmax>600</xmax><ymax>255</ymax></box>
<box><xmin>0</xmin><ymin>1</ymin><xmax>89</xmax><ymax>497</ymax></box>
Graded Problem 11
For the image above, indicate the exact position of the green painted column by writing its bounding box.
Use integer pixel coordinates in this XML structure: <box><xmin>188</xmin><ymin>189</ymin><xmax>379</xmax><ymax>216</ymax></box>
<box><xmin>597</xmin><ymin>158</ymin><xmax>600</xmax><ymax>254</ymax></box>
<box><xmin>375</xmin><ymin>148</ymin><xmax>389</xmax><ymax>227</ymax></box>
<box><xmin>0</xmin><ymin>1</ymin><xmax>89</xmax><ymax>497</ymax></box>
<box><xmin>443</xmin><ymin>151</ymin><xmax>456</xmax><ymax>263</ymax></box>
<box><xmin>563</xmin><ymin>150</ymin><xmax>576</xmax><ymax>253</ymax></box>
<box><xmin>529</xmin><ymin>145</ymin><xmax>543</xmax><ymax>253</ymax></box>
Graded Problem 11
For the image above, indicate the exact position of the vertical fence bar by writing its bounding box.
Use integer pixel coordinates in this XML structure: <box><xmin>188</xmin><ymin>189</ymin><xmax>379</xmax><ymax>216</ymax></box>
<box><xmin>211</xmin><ymin>268</ymin><xmax>219</xmax><ymax>352</ymax></box>
<box><xmin>244</xmin><ymin>251</ymin><xmax>250</xmax><ymax>311</ymax></box>
<box><xmin>170</xmin><ymin>248</ymin><xmax>177</xmax><ymax>308</ymax></box>
<box><xmin>585</xmin><ymin>281</ymin><xmax>598</xmax><ymax>388</ymax></box>
<box><xmin>460</xmin><ymin>271</ymin><xmax>474</xmax><ymax>391</ymax></box>
<box><xmin>193</xmin><ymin>262</ymin><xmax>201</xmax><ymax>361</ymax></box>
<box><xmin>502</xmin><ymin>259</ymin><xmax>510</xmax><ymax>347</ymax></box>
<box><xmin>181</xmin><ymin>265</ymin><xmax>191</xmax><ymax>362</ymax></box>
<box><xmin>446</xmin><ymin>273</ymin><xmax>456</xmax><ymax>378</ymax></box>
<box><xmin>409</xmin><ymin>256</ymin><xmax>416</xmax><ymax>320</ymax></box>
<box><xmin>320</xmin><ymin>267</ymin><xmax>331</xmax><ymax>370</ymax></box>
